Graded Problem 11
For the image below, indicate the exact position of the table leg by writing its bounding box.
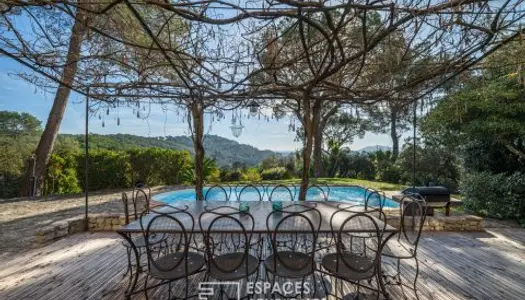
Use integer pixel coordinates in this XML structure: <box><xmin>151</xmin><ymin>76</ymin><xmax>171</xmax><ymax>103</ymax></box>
<box><xmin>118</xmin><ymin>231</ymin><xmax>140</xmax><ymax>300</ymax></box>
<box><xmin>378</xmin><ymin>231</ymin><xmax>397</xmax><ymax>300</ymax></box>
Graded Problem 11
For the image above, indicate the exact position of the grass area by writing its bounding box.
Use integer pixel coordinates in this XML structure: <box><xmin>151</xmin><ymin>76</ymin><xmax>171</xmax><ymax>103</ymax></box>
<box><xmin>225</xmin><ymin>178</ymin><xmax>405</xmax><ymax>191</ymax></box>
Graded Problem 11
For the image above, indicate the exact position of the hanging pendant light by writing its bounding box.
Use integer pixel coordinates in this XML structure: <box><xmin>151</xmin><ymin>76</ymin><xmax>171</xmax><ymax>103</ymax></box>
<box><xmin>246</xmin><ymin>100</ymin><xmax>260</xmax><ymax>117</ymax></box>
<box><xmin>230</xmin><ymin>122</ymin><xmax>244</xmax><ymax>138</ymax></box>
<box><xmin>230</xmin><ymin>112</ymin><xmax>244</xmax><ymax>138</ymax></box>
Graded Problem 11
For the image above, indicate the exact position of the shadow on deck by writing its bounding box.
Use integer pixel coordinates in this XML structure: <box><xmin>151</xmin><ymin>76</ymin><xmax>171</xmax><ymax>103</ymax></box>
<box><xmin>1</xmin><ymin>228</ymin><xmax>524</xmax><ymax>300</ymax></box>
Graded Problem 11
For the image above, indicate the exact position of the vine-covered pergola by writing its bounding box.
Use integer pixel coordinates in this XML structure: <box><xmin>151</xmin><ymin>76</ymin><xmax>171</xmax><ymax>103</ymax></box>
<box><xmin>2</xmin><ymin>0</ymin><xmax>525</xmax><ymax>201</ymax></box>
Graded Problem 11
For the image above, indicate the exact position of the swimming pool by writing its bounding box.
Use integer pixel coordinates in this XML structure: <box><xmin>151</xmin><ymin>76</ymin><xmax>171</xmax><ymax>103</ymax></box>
<box><xmin>154</xmin><ymin>185</ymin><xmax>399</xmax><ymax>208</ymax></box>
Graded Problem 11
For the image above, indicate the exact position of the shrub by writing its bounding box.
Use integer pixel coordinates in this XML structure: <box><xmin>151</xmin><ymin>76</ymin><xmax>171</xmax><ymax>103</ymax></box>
<box><xmin>220</xmin><ymin>169</ymin><xmax>243</xmax><ymax>182</ymax></box>
<box><xmin>206</xmin><ymin>168</ymin><xmax>221</xmax><ymax>183</ymax></box>
<box><xmin>377</xmin><ymin>165</ymin><xmax>401</xmax><ymax>183</ymax></box>
<box><xmin>261</xmin><ymin>167</ymin><xmax>289</xmax><ymax>180</ymax></box>
<box><xmin>45</xmin><ymin>153</ymin><xmax>81</xmax><ymax>195</ymax></box>
<box><xmin>461</xmin><ymin>171</ymin><xmax>525</xmax><ymax>219</ymax></box>
<box><xmin>77</xmin><ymin>150</ymin><xmax>132</xmax><ymax>191</ymax></box>
<box><xmin>241</xmin><ymin>168</ymin><xmax>261</xmax><ymax>182</ymax></box>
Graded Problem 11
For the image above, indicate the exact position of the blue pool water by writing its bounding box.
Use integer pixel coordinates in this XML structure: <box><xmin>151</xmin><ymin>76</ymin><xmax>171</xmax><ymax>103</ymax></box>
<box><xmin>154</xmin><ymin>186</ymin><xmax>399</xmax><ymax>208</ymax></box>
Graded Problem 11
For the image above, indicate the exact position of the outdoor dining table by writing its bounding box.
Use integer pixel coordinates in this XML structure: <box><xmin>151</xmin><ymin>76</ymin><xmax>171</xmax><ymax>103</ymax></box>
<box><xmin>117</xmin><ymin>201</ymin><xmax>399</xmax><ymax>299</ymax></box>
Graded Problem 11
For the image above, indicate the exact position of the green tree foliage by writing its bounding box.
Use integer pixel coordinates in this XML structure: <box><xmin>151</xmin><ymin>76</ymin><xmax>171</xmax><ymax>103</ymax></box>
<box><xmin>241</xmin><ymin>168</ymin><xmax>262</xmax><ymax>182</ymax></box>
<box><xmin>370</xmin><ymin>150</ymin><xmax>402</xmax><ymax>183</ymax></box>
<box><xmin>396</xmin><ymin>143</ymin><xmax>459</xmax><ymax>190</ymax></box>
<box><xmin>261</xmin><ymin>167</ymin><xmax>290</xmax><ymax>180</ymax></box>
<box><xmin>77</xmin><ymin>149</ymin><xmax>132</xmax><ymax>191</ymax></box>
<box><xmin>66</xmin><ymin>133</ymin><xmax>275</xmax><ymax>167</ymax></box>
<box><xmin>182</xmin><ymin>157</ymin><xmax>220</xmax><ymax>184</ymax></box>
<box><xmin>0</xmin><ymin>111</ymin><xmax>42</xmax><ymax>197</ymax></box>
<box><xmin>461</xmin><ymin>171</ymin><xmax>525</xmax><ymax>220</ymax></box>
<box><xmin>129</xmin><ymin>148</ymin><xmax>192</xmax><ymax>186</ymax></box>
<box><xmin>0</xmin><ymin>111</ymin><xmax>41</xmax><ymax>137</ymax></box>
<box><xmin>423</xmin><ymin>79</ymin><xmax>525</xmax><ymax>161</ymax></box>
<box><xmin>421</xmin><ymin>43</ymin><xmax>525</xmax><ymax>221</ymax></box>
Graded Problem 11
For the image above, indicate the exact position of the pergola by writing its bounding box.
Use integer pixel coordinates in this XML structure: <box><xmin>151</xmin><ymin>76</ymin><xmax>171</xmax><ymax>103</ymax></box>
<box><xmin>2</xmin><ymin>0</ymin><xmax>525</xmax><ymax>224</ymax></box>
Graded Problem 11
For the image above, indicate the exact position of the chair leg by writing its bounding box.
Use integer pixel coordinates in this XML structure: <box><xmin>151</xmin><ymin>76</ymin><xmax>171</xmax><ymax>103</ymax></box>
<box><xmin>413</xmin><ymin>257</ymin><xmax>420</xmax><ymax>296</ymax></box>
<box><xmin>144</xmin><ymin>274</ymin><xmax>150</xmax><ymax>300</ymax></box>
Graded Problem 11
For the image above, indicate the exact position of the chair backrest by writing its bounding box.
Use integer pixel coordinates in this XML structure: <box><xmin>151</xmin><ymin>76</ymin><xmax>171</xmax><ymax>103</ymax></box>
<box><xmin>134</xmin><ymin>188</ymin><xmax>150</xmax><ymax>213</ymax></box>
<box><xmin>122</xmin><ymin>192</ymin><xmax>131</xmax><ymax>225</ymax></box>
<box><xmin>199</xmin><ymin>206</ymin><xmax>254</xmax><ymax>275</ymax></box>
<box><xmin>139</xmin><ymin>204</ymin><xmax>193</xmax><ymax>274</ymax></box>
<box><xmin>364</xmin><ymin>187</ymin><xmax>378</xmax><ymax>205</ymax></box>
<box><xmin>268</xmin><ymin>184</ymin><xmax>294</xmax><ymax>202</ymax></box>
<box><xmin>266</xmin><ymin>203</ymin><xmax>321</xmax><ymax>273</ymax></box>
<box><xmin>318</xmin><ymin>182</ymin><xmax>331</xmax><ymax>199</ymax></box>
<box><xmin>263</xmin><ymin>183</ymin><xmax>275</xmax><ymax>200</ymax></box>
<box><xmin>330</xmin><ymin>210</ymin><xmax>383</xmax><ymax>276</ymax></box>
<box><xmin>399</xmin><ymin>194</ymin><xmax>427</xmax><ymax>253</ymax></box>
<box><xmin>204</xmin><ymin>184</ymin><xmax>230</xmax><ymax>201</ymax></box>
<box><xmin>236</xmin><ymin>184</ymin><xmax>263</xmax><ymax>201</ymax></box>
<box><xmin>123</xmin><ymin>188</ymin><xmax>150</xmax><ymax>223</ymax></box>
<box><xmin>305</xmin><ymin>184</ymin><xmax>329</xmax><ymax>201</ymax></box>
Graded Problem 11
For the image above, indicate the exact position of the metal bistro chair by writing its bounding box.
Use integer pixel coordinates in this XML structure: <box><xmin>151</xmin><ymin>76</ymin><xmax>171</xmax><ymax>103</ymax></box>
<box><xmin>264</xmin><ymin>203</ymin><xmax>321</xmax><ymax>299</ymax></box>
<box><xmin>205</xmin><ymin>184</ymin><xmax>231</xmax><ymax>201</ymax></box>
<box><xmin>306</xmin><ymin>184</ymin><xmax>329</xmax><ymax>201</ymax></box>
<box><xmin>199</xmin><ymin>205</ymin><xmax>262</xmax><ymax>299</ymax></box>
<box><xmin>267</xmin><ymin>185</ymin><xmax>295</xmax><ymax>250</ymax></box>
<box><xmin>121</xmin><ymin>190</ymin><xmax>167</xmax><ymax>277</ymax></box>
<box><xmin>268</xmin><ymin>184</ymin><xmax>295</xmax><ymax>202</ymax></box>
<box><xmin>139</xmin><ymin>204</ymin><xmax>206</xmax><ymax>299</ymax></box>
<box><xmin>381</xmin><ymin>195</ymin><xmax>427</xmax><ymax>296</ymax></box>
<box><xmin>364</xmin><ymin>189</ymin><xmax>387</xmax><ymax>220</ymax></box>
<box><xmin>320</xmin><ymin>208</ymin><xmax>386</xmax><ymax>300</ymax></box>
<box><xmin>236</xmin><ymin>184</ymin><xmax>264</xmax><ymax>201</ymax></box>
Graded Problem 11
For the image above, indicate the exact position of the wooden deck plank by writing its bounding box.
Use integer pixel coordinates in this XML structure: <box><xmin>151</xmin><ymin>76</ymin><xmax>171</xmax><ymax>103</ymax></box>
<box><xmin>1</xmin><ymin>229</ymin><xmax>524</xmax><ymax>300</ymax></box>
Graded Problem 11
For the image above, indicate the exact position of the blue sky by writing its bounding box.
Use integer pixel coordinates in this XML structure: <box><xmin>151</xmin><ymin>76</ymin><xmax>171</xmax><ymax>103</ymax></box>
<box><xmin>0</xmin><ymin>57</ymin><xmax>397</xmax><ymax>151</ymax></box>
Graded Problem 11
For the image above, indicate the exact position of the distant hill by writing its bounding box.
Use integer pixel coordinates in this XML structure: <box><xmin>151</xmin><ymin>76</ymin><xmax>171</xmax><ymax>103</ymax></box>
<box><xmin>61</xmin><ymin>133</ymin><xmax>277</xmax><ymax>167</ymax></box>
<box><xmin>357</xmin><ymin>145</ymin><xmax>392</xmax><ymax>153</ymax></box>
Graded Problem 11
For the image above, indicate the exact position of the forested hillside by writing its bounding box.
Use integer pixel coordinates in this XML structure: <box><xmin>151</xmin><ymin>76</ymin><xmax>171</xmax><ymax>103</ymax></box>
<box><xmin>61</xmin><ymin>134</ymin><xmax>276</xmax><ymax>167</ymax></box>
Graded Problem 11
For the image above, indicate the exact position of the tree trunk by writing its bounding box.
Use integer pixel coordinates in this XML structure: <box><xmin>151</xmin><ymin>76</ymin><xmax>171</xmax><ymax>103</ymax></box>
<box><xmin>299</xmin><ymin>97</ymin><xmax>320</xmax><ymax>200</ymax></box>
<box><xmin>191</xmin><ymin>101</ymin><xmax>205</xmax><ymax>200</ymax></box>
<box><xmin>21</xmin><ymin>8</ymin><xmax>86</xmax><ymax>196</ymax></box>
<box><xmin>312</xmin><ymin>106</ymin><xmax>323</xmax><ymax>178</ymax></box>
<box><xmin>390</xmin><ymin>109</ymin><xmax>399</xmax><ymax>162</ymax></box>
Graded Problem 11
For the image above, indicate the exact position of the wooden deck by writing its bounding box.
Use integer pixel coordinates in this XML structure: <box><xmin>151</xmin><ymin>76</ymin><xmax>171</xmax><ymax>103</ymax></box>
<box><xmin>0</xmin><ymin>229</ymin><xmax>524</xmax><ymax>300</ymax></box>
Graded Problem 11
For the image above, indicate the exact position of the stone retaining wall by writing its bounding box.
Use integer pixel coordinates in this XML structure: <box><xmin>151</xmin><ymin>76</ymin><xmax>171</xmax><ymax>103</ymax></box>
<box><xmin>35</xmin><ymin>214</ymin><xmax>126</xmax><ymax>245</ymax></box>
<box><xmin>35</xmin><ymin>216</ymin><xmax>86</xmax><ymax>244</ymax></box>
<box><xmin>35</xmin><ymin>212</ymin><xmax>484</xmax><ymax>245</ymax></box>
<box><xmin>386</xmin><ymin>214</ymin><xmax>484</xmax><ymax>231</ymax></box>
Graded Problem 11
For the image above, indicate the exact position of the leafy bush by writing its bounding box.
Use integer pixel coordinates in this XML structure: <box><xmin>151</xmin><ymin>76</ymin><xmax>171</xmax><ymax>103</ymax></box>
<box><xmin>226</xmin><ymin>170</ymin><xmax>242</xmax><ymax>181</ymax></box>
<box><xmin>129</xmin><ymin>148</ymin><xmax>192</xmax><ymax>185</ymax></box>
<box><xmin>206</xmin><ymin>168</ymin><xmax>221</xmax><ymax>183</ymax></box>
<box><xmin>181</xmin><ymin>157</ymin><xmax>219</xmax><ymax>184</ymax></box>
<box><xmin>397</xmin><ymin>144</ymin><xmax>459</xmax><ymax>191</ymax></box>
<box><xmin>261</xmin><ymin>167</ymin><xmax>289</xmax><ymax>180</ymax></box>
<box><xmin>377</xmin><ymin>165</ymin><xmax>401</xmax><ymax>183</ymax></box>
<box><xmin>241</xmin><ymin>168</ymin><xmax>261</xmax><ymax>182</ymax></box>
<box><xmin>77</xmin><ymin>150</ymin><xmax>132</xmax><ymax>191</ymax></box>
<box><xmin>45</xmin><ymin>153</ymin><xmax>81</xmax><ymax>195</ymax></box>
<box><xmin>461</xmin><ymin>171</ymin><xmax>525</xmax><ymax>219</ymax></box>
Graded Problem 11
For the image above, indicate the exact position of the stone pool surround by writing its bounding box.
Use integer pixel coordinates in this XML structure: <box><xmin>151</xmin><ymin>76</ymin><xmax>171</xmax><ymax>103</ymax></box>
<box><xmin>34</xmin><ymin>210</ymin><xmax>484</xmax><ymax>245</ymax></box>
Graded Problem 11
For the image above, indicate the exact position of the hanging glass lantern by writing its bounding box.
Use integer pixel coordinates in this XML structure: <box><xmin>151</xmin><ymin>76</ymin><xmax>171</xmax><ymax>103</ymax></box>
<box><xmin>230</xmin><ymin>123</ymin><xmax>244</xmax><ymax>138</ymax></box>
<box><xmin>273</xmin><ymin>106</ymin><xmax>286</xmax><ymax>120</ymax></box>
<box><xmin>246</xmin><ymin>100</ymin><xmax>260</xmax><ymax>117</ymax></box>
